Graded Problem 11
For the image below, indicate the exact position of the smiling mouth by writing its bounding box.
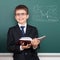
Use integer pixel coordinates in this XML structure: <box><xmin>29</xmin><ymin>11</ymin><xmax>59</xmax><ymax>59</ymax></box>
<box><xmin>19</xmin><ymin>19</ymin><xmax>24</xmax><ymax>20</ymax></box>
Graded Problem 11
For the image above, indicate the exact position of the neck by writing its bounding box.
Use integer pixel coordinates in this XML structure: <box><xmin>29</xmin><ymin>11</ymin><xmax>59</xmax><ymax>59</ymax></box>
<box><xmin>20</xmin><ymin>23</ymin><xmax>26</xmax><ymax>26</ymax></box>
<box><xmin>18</xmin><ymin>22</ymin><xmax>27</xmax><ymax>26</ymax></box>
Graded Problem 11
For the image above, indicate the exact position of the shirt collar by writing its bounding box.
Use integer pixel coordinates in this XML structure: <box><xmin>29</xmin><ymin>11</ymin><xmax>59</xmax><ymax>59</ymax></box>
<box><xmin>18</xmin><ymin>23</ymin><xmax>27</xmax><ymax>27</ymax></box>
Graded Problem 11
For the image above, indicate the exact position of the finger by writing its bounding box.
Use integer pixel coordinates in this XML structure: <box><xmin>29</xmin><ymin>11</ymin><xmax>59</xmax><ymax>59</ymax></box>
<box><xmin>28</xmin><ymin>44</ymin><xmax>31</xmax><ymax>47</ymax></box>
<box><xmin>28</xmin><ymin>43</ymin><xmax>31</xmax><ymax>45</ymax></box>
<box><xmin>21</xmin><ymin>42</ymin><xmax>24</xmax><ymax>46</ymax></box>
<box><xmin>37</xmin><ymin>40</ymin><xmax>40</xmax><ymax>44</ymax></box>
<box><xmin>27</xmin><ymin>44</ymin><xmax>31</xmax><ymax>48</ymax></box>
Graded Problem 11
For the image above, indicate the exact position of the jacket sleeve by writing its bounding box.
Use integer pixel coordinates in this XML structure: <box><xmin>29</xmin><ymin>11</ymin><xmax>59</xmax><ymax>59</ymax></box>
<box><xmin>7</xmin><ymin>28</ymin><xmax>21</xmax><ymax>53</ymax></box>
<box><xmin>32</xmin><ymin>27</ymin><xmax>40</xmax><ymax>50</ymax></box>
<box><xmin>33</xmin><ymin>27</ymin><xmax>38</xmax><ymax>38</ymax></box>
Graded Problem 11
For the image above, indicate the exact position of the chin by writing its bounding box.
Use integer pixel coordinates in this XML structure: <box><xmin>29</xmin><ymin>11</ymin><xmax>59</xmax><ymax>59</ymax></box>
<box><xmin>19</xmin><ymin>22</ymin><xmax>25</xmax><ymax>24</ymax></box>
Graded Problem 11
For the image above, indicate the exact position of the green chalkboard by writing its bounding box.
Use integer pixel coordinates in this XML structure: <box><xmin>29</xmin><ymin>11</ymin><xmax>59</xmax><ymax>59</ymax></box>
<box><xmin>0</xmin><ymin>0</ymin><xmax>60</xmax><ymax>53</ymax></box>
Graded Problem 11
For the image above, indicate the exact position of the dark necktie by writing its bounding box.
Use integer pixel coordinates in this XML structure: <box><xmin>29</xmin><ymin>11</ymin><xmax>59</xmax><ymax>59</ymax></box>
<box><xmin>20</xmin><ymin>26</ymin><xmax>25</xmax><ymax>37</ymax></box>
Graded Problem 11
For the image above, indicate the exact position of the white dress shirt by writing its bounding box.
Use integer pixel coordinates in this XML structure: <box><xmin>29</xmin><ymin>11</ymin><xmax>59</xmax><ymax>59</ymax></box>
<box><xmin>18</xmin><ymin>23</ymin><xmax>27</xmax><ymax>34</ymax></box>
<box><xmin>18</xmin><ymin>23</ymin><xmax>37</xmax><ymax>51</ymax></box>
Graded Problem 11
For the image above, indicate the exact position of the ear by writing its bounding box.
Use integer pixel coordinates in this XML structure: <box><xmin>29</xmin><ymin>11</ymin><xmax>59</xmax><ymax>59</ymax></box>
<box><xmin>27</xmin><ymin>14</ymin><xmax>29</xmax><ymax>19</ymax></box>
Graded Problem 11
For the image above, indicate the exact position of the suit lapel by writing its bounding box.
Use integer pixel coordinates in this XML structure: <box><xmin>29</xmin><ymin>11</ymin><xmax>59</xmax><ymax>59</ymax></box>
<box><xmin>15</xmin><ymin>25</ymin><xmax>22</xmax><ymax>37</ymax></box>
<box><xmin>25</xmin><ymin>25</ymin><xmax>31</xmax><ymax>37</ymax></box>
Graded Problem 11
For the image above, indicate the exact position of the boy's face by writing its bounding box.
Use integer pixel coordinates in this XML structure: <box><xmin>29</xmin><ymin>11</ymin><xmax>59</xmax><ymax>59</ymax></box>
<box><xmin>15</xmin><ymin>9</ymin><xmax>29</xmax><ymax>24</ymax></box>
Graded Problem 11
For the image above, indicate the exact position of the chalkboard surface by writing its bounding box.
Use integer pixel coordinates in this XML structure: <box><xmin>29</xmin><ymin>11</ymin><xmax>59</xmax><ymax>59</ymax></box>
<box><xmin>0</xmin><ymin>0</ymin><xmax>60</xmax><ymax>53</ymax></box>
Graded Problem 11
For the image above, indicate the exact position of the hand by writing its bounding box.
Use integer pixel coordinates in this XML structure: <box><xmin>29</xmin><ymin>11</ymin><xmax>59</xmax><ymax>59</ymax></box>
<box><xmin>31</xmin><ymin>38</ymin><xmax>40</xmax><ymax>47</ymax></box>
<box><xmin>21</xmin><ymin>43</ymin><xmax>31</xmax><ymax>49</ymax></box>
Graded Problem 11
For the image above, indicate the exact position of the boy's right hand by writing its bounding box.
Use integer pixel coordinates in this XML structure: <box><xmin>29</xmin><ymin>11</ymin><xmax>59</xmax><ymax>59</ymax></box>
<box><xmin>21</xmin><ymin>43</ymin><xmax>31</xmax><ymax>49</ymax></box>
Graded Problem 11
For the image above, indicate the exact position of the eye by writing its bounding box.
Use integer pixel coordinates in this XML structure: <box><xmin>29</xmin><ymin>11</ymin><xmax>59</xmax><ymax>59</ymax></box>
<box><xmin>16</xmin><ymin>13</ymin><xmax>27</xmax><ymax>16</ymax></box>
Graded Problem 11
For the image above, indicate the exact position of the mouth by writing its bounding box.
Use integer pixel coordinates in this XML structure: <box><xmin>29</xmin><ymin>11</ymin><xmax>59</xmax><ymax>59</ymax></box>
<box><xmin>19</xmin><ymin>19</ymin><xmax>24</xmax><ymax>21</ymax></box>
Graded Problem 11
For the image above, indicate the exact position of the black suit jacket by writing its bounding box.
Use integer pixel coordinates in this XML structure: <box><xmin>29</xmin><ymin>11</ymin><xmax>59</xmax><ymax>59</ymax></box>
<box><xmin>7</xmin><ymin>24</ymin><xmax>39</xmax><ymax>60</ymax></box>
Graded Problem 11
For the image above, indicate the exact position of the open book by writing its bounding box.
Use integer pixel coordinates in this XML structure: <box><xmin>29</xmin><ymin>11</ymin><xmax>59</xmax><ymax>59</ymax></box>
<box><xmin>17</xmin><ymin>36</ymin><xmax>46</xmax><ymax>45</ymax></box>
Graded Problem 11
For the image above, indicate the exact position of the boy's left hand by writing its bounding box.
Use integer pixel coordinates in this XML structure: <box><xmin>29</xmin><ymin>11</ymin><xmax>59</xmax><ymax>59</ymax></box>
<box><xmin>31</xmin><ymin>38</ymin><xmax>40</xmax><ymax>47</ymax></box>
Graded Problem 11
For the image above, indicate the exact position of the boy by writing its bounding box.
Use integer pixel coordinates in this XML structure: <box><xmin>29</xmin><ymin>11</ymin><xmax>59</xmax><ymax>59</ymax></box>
<box><xmin>7</xmin><ymin>5</ymin><xmax>40</xmax><ymax>60</ymax></box>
